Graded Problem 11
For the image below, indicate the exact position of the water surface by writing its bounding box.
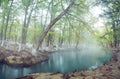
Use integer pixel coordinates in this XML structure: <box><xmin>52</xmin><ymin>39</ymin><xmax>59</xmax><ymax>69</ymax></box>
<box><xmin>0</xmin><ymin>49</ymin><xmax>111</xmax><ymax>79</ymax></box>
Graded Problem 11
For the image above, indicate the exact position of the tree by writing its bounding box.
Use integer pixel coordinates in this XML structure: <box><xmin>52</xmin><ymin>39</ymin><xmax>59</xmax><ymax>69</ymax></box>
<box><xmin>36</xmin><ymin>0</ymin><xmax>75</xmax><ymax>50</ymax></box>
<box><xmin>0</xmin><ymin>0</ymin><xmax>93</xmax><ymax>50</ymax></box>
<box><xmin>4</xmin><ymin>0</ymin><xmax>14</xmax><ymax>40</ymax></box>
<box><xmin>0</xmin><ymin>0</ymin><xmax>13</xmax><ymax>44</ymax></box>
<box><xmin>97</xmin><ymin>0</ymin><xmax>120</xmax><ymax>47</ymax></box>
<box><xmin>21</xmin><ymin>0</ymin><xmax>34</xmax><ymax>44</ymax></box>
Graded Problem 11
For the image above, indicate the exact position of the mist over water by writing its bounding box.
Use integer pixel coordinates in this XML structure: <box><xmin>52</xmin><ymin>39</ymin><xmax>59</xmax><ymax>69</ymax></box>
<box><xmin>49</xmin><ymin>47</ymin><xmax>111</xmax><ymax>73</ymax></box>
<box><xmin>0</xmin><ymin>32</ymin><xmax>112</xmax><ymax>79</ymax></box>
<box><xmin>0</xmin><ymin>48</ymin><xmax>111</xmax><ymax>79</ymax></box>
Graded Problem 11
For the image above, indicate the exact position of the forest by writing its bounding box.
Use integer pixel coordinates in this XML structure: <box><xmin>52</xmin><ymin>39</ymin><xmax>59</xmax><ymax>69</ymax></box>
<box><xmin>0</xmin><ymin>0</ymin><xmax>120</xmax><ymax>79</ymax></box>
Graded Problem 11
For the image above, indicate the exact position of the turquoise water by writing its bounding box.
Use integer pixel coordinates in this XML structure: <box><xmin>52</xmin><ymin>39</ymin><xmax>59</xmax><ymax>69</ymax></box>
<box><xmin>0</xmin><ymin>49</ymin><xmax>111</xmax><ymax>79</ymax></box>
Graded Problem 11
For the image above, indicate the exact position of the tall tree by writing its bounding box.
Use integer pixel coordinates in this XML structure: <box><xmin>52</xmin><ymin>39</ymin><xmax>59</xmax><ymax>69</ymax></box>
<box><xmin>4</xmin><ymin>0</ymin><xmax>14</xmax><ymax>40</ymax></box>
<box><xmin>0</xmin><ymin>0</ymin><xmax>13</xmax><ymax>44</ymax></box>
<box><xmin>21</xmin><ymin>0</ymin><xmax>34</xmax><ymax>44</ymax></box>
<box><xmin>98</xmin><ymin>0</ymin><xmax>120</xmax><ymax>47</ymax></box>
<box><xmin>36</xmin><ymin>0</ymin><xmax>75</xmax><ymax>50</ymax></box>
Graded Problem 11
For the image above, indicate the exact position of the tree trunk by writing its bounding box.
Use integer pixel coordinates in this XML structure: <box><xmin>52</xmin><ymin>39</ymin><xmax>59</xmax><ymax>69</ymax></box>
<box><xmin>0</xmin><ymin>14</ymin><xmax>5</xmax><ymax>44</ymax></box>
<box><xmin>21</xmin><ymin>8</ymin><xmax>28</xmax><ymax>44</ymax></box>
<box><xmin>8</xmin><ymin>20</ymin><xmax>14</xmax><ymax>39</ymax></box>
<box><xmin>4</xmin><ymin>0</ymin><xmax>14</xmax><ymax>40</ymax></box>
<box><xmin>112</xmin><ymin>21</ymin><xmax>117</xmax><ymax>47</ymax></box>
<box><xmin>21</xmin><ymin>7</ymin><xmax>33</xmax><ymax>44</ymax></box>
<box><xmin>36</xmin><ymin>0</ymin><xmax>75</xmax><ymax>50</ymax></box>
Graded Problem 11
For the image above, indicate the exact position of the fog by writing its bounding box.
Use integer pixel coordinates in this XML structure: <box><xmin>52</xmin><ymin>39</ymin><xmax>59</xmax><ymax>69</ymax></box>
<box><xmin>48</xmin><ymin>31</ymin><xmax>111</xmax><ymax>73</ymax></box>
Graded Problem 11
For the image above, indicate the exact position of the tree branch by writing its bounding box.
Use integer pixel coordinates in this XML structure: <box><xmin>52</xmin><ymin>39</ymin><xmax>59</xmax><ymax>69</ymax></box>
<box><xmin>36</xmin><ymin>0</ymin><xmax>75</xmax><ymax>50</ymax></box>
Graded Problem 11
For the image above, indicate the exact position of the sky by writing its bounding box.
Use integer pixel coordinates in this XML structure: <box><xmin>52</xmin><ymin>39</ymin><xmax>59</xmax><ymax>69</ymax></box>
<box><xmin>90</xmin><ymin>5</ymin><xmax>105</xmax><ymax>30</ymax></box>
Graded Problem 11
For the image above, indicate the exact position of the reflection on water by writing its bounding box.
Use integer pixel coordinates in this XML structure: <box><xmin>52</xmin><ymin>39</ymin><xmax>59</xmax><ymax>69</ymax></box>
<box><xmin>0</xmin><ymin>49</ymin><xmax>111</xmax><ymax>79</ymax></box>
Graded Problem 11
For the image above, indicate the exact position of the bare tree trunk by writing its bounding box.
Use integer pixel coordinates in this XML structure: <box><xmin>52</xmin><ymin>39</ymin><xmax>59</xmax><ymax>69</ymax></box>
<box><xmin>21</xmin><ymin>8</ymin><xmax>28</xmax><ymax>44</ymax></box>
<box><xmin>36</xmin><ymin>0</ymin><xmax>75</xmax><ymax>50</ymax></box>
<box><xmin>0</xmin><ymin>14</ymin><xmax>5</xmax><ymax>44</ymax></box>
<box><xmin>8</xmin><ymin>20</ymin><xmax>14</xmax><ymax>39</ymax></box>
<box><xmin>21</xmin><ymin>7</ymin><xmax>33</xmax><ymax>44</ymax></box>
<box><xmin>4</xmin><ymin>0</ymin><xmax>14</xmax><ymax>40</ymax></box>
<box><xmin>112</xmin><ymin>21</ymin><xmax>117</xmax><ymax>47</ymax></box>
<box><xmin>33</xmin><ymin>9</ymin><xmax>37</xmax><ymax>44</ymax></box>
<box><xmin>43</xmin><ymin>0</ymin><xmax>52</xmax><ymax>28</ymax></box>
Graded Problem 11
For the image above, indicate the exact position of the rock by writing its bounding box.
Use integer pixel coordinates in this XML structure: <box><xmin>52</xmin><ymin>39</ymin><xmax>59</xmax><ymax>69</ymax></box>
<box><xmin>85</xmin><ymin>76</ymin><xmax>93</xmax><ymax>79</ymax></box>
<box><xmin>0</xmin><ymin>45</ymin><xmax>49</xmax><ymax>67</ymax></box>
<box><xmin>70</xmin><ymin>76</ymin><xmax>84</xmax><ymax>79</ymax></box>
<box><xmin>15</xmin><ymin>76</ymin><xmax>33</xmax><ymax>79</ymax></box>
<box><xmin>5</xmin><ymin>56</ymin><xmax>23</xmax><ymax>64</ymax></box>
<box><xmin>32</xmin><ymin>73</ymin><xmax>63</xmax><ymax>79</ymax></box>
<box><xmin>19</xmin><ymin>50</ymin><xmax>32</xmax><ymax>58</ymax></box>
<box><xmin>5</xmin><ymin>56</ymin><xmax>15</xmax><ymax>64</ymax></box>
<box><xmin>0</xmin><ymin>53</ymin><xmax>5</xmax><ymax>62</ymax></box>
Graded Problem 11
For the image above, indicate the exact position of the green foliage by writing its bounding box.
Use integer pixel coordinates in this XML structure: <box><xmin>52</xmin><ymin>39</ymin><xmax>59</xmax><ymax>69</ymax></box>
<box><xmin>22</xmin><ymin>0</ymin><xmax>32</xmax><ymax>7</ymax></box>
<box><xmin>95</xmin><ymin>0</ymin><xmax>120</xmax><ymax>46</ymax></box>
<box><xmin>0</xmin><ymin>0</ymin><xmax>99</xmax><ymax>47</ymax></box>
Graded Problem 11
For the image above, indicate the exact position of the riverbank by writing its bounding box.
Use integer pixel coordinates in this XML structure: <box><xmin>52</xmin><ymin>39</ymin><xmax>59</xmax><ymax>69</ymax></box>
<box><xmin>16</xmin><ymin>50</ymin><xmax>120</xmax><ymax>79</ymax></box>
<box><xmin>0</xmin><ymin>46</ymin><xmax>49</xmax><ymax>67</ymax></box>
<box><xmin>0</xmin><ymin>46</ymin><xmax>85</xmax><ymax>67</ymax></box>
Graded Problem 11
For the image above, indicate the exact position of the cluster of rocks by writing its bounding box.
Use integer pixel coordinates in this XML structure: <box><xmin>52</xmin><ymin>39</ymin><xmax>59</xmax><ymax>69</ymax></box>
<box><xmin>0</xmin><ymin>46</ymin><xmax>49</xmax><ymax>67</ymax></box>
<box><xmin>16</xmin><ymin>50</ymin><xmax>120</xmax><ymax>79</ymax></box>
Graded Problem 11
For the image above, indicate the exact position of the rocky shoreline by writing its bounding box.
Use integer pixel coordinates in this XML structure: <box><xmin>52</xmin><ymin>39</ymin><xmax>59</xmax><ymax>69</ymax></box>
<box><xmin>0</xmin><ymin>46</ymin><xmax>49</xmax><ymax>67</ymax></box>
<box><xmin>16</xmin><ymin>50</ymin><xmax>120</xmax><ymax>79</ymax></box>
